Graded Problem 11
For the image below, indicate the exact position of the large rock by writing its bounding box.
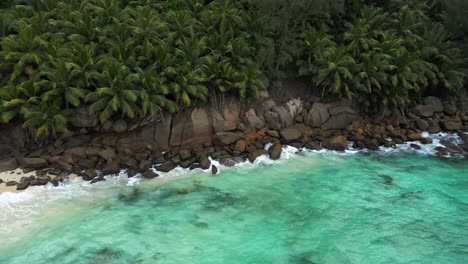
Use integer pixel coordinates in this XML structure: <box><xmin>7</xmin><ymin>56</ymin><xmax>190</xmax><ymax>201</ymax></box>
<box><xmin>233</xmin><ymin>140</ymin><xmax>247</xmax><ymax>152</ymax></box>
<box><xmin>170</xmin><ymin>108</ymin><xmax>213</xmax><ymax>147</ymax></box>
<box><xmin>142</xmin><ymin>170</ymin><xmax>159</xmax><ymax>179</ymax></box>
<box><xmin>323</xmin><ymin>136</ymin><xmax>348</xmax><ymax>151</ymax></box>
<box><xmin>199</xmin><ymin>155</ymin><xmax>211</xmax><ymax>170</ymax></box>
<box><xmin>407</xmin><ymin>132</ymin><xmax>422</xmax><ymax>141</ymax></box>
<box><xmin>19</xmin><ymin>158</ymin><xmax>48</xmax><ymax>168</ymax></box>
<box><xmin>280</xmin><ymin>127</ymin><xmax>302</xmax><ymax>143</ymax></box>
<box><xmin>441</xmin><ymin>121</ymin><xmax>462</xmax><ymax>131</ymax></box>
<box><xmin>245</xmin><ymin>112</ymin><xmax>265</xmax><ymax>131</ymax></box>
<box><xmin>0</xmin><ymin>158</ymin><xmax>18</xmax><ymax>172</ymax></box>
<box><xmin>415</xmin><ymin>119</ymin><xmax>429</xmax><ymax>131</ymax></box>
<box><xmin>213</xmin><ymin>132</ymin><xmax>242</xmax><ymax>146</ymax></box>
<box><xmin>412</xmin><ymin>104</ymin><xmax>434</xmax><ymax>118</ymax></box>
<box><xmin>0</xmin><ymin>125</ymin><xmax>26</xmax><ymax>160</ymax></box>
<box><xmin>305</xmin><ymin>103</ymin><xmax>330</xmax><ymax>127</ymax></box>
<box><xmin>272</xmin><ymin>106</ymin><xmax>294</xmax><ymax>128</ymax></box>
<box><xmin>98</xmin><ymin>149</ymin><xmax>117</xmax><ymax>161</ymax></box>
<box><xmin>248</xmin><ymin>149</ymin><xmax>267</xmax><ymax>163</ymax></box>
<box><xmin>443</xmin><ymin>103</ymin><xmax>457</xmax><ymax>116</ymax></box>
<box><xmin>268</xmin><ymin>143</ymin><xmax>283</xmax><ymax>160</ymax></box>
<box><xmin>321</xmin><ymin>106</ymin><xmax>361</xmax><ymax>130</ymax></box>
<box><xmin>423</xmin><ymin>96</ymin><xmax>443</xmax><ymax>113</ymax></box>
<box><xmin>155</xmin><ymin>161</ymin><xmax>176</xmax><ymax>172</ymax></box>
<box><xmin>264</xmin><ymin>111</ymin><xmax>281</xmax><ymax>130</ymax></box>
<box><xmin>102</xmin><ymin>160</ymin><xmax>120</xmax><ymax>175</ymax></box>
<box><xmin>213</xmin><ymin>119</ymin><xmax>237</xmax><ymax>133</ymax></box>
<box><xmin>222</xmin><ymin>98</ymin><xmax>241</xmax><ymax>124</ymax></box>
<box><xmin>280</xmin><ymin>124</ymin><xmax>311</xmax><ymax>143</ymax></box>
<box><xmin>427</xmin><ymin>118</ymin><xmax>441</xmax><ymax>134</ymax></box>
<box><xmin>71</xmin><ymin>107</ymin><xmax>98</xmax><ymax>128</ymax></box>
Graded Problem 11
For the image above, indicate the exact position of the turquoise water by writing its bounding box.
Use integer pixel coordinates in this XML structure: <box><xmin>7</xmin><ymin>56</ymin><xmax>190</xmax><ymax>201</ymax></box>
<box><xmin>0</xmin><ymin>147</ymin><xmax>467</xmax><ymax>263</ymax></box>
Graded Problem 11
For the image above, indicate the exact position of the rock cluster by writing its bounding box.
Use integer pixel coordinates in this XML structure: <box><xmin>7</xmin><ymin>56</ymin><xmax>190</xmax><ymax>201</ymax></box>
<box><xmin>0</xmin><ymin>95</ymin><xmax>467</xmax><ymax>191</ymax></box>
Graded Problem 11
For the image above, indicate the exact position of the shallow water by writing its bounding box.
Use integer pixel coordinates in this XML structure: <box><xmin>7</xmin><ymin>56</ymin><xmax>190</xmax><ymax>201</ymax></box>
<box><xmin>0</xmin><ymin>139</ymin><xmax>467</xmax><ymax>264</ymax></box>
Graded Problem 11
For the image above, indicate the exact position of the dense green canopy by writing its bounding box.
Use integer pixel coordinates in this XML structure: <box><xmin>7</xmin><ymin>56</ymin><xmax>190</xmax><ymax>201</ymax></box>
<box><xmin>0</xmin><ymin>0</ymin><xmax>466</xmax><ymax>137</ymax></box>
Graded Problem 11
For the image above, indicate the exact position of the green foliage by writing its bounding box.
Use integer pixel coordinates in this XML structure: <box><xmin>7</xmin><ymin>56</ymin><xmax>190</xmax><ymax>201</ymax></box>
<box><xmin>0</xmin><ymin>0</ymin><xmax>264</xmax><ymax>137</ymax></box>
<box><xmin>0</xmin><ymin>0</ymin><xmax>466</xmax><ymax>136</ymax></box>
<box><xmin>299</xmin><ymin>3</ymin><xmax>467</xmax><ymax>113</ymax></box>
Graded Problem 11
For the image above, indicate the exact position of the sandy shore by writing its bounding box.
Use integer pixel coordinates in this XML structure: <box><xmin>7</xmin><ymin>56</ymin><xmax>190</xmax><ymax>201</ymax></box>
<box><xmin>0</xmin><ymin>169</ymin><xmax>77</xmax><ymax>195</ymax></box>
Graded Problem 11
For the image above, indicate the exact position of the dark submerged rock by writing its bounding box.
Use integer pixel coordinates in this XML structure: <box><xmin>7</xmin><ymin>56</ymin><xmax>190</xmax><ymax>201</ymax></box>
<box><xmin>155</xmin><ymin>161</ymin><xmax>176</xmax><ymax>172</ymax></box>
<box><xmin>211</xmin><ymin>165</ymin><xmax>218</xmax><ymax>175</ymax></box>
<box><xmin>142</xmin><ymin>170</ymin><xmax>159</xmax><ymax>179</ymax></box>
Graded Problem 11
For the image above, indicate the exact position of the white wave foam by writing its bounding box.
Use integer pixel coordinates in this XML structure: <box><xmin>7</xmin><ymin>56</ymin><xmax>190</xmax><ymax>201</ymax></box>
<box><xmin>1</xmin><ymin>132</ymin><xmax>465</xmax><ymax>208</ymax></box>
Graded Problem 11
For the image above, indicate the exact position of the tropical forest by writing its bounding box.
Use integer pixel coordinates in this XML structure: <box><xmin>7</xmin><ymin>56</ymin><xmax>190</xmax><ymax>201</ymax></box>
<box><xmin>0</xmin><ymin>0</ymin><xmax>466</xmax><ymax>136</ymax></box>
<box><xmin>1</xmin><ymin>1</ymin><xmax>468</xmax><ymax>263</ymax></box>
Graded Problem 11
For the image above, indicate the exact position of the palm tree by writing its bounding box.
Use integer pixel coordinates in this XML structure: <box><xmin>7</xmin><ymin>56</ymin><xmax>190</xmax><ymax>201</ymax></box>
<box><xmin>135</xmin><ymin>66</ymin><xmax>177</xmax><ymax>116</ymax></box>
<box><xmin>35</xmin><ymin>59</ymin><xmax>87</xmax><ymax>108</ymax></box>
<box><xmin>314</xmin><ymin>45</ymin><xmax>357</xmax><ymax>99</ymax></box>
<box><xmin>85</xmin><ymin>59</ymin><xmax>141</xmax><ymax>123</ymax></box>
<box><xmin>21</xmin><ymin>98</ymin><xmax>71</xmax><ymax>137</ymax></box>
<box><xmin>0</xmin><ymin>22</ymin><xmax>47</xmax><ymax>81</ymax></box>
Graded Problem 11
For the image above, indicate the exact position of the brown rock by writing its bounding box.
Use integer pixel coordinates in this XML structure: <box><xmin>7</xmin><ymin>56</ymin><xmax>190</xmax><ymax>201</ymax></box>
<box><xmin>441</xmin><ymin>121</ymin><xmax>462</xmax><ymax>131</ymax></box>
<box><xmin>268</xmin><ymin>143</ymin><xmax>283</xmax><ymax>160</ymax></box>
<box><xmin>142</xmin><ymin>170</ymin><xmax>159</xmax><ymax>179</ymax></box>
<box><xmin>323</xmin><ymin>136</ymin><xmax>348</xmax><ymax>151</ymax></box>
<box><xmin>0</xmin><ymin>158</ymin><xmax>18</xmax><ymax>173</ymax></box>
<box><xmin>248</xmin><ymin>149</ymin><xmax>267</xmax><ymax>163</ymax></box>
<box><xmin>412</xmin><ymin>104</ymin><xmax>434</xmax><ymax>118</ymax></box>
<box><xmin>365</xmin><ymin>139</ymin><xmax>380</xmax><ymax>151</ymax></box>
<box><xmin>443</xmin><ymin>103</ymin><xmax>457</xmax><ymax>116</ymax></box>
<box><xmin>415</xmin><ymin>119</ymin><xmax>429</xmax><ymax>131</ymax></box>
<box><xmin>305</xmin><ymin>103</ymin><xmax>330</xmax><ymax>127</ymax></box>
<box><xmin>272</xmin><ymin>106</ymin><xmax>294</xmax><ymax>128</ymax></box>
<box><xmin>423</xmin><ymin>96</ymin><xmax>443</xmax><ymax>113</ymax></box>
<box><xmin>321</xmin><ymin>107</ymin><xmax>361</xmax><ymax>130</ymax></box>
<box><xmin>199</xmin><ymin>155</ymin><xmax>211</xmax><ymax>170</ymax></box>
<box><xmin>419</xmin><ymin>137</ymin><xmax>433</xmax><ymax>144</ymax></box>
<box><xmin>280</xmin><ymin>127</ymin><xmax>302</xmax><ymax>143</ymax></box>
<box><xmin>139</xmin><ymin>160</ymin><xmax>152</xmax><ymax>172</ymax></box>
<box><xmin>427</xmin><ymin>118</ymin><xmax>441</xmax><ymax>134</ymax></box>
<box><xmin>407</xmin><ymin>132</ymin><xmax>422</xmax><ymax>141</ymax></box>
<box><xmin>102</xmin><ymin>160</ymin><xmax>120</xmax><ymax>175</ymax></box>
<box><xmin>233</xmin><ymin>140</ymin><xmax>247</xmax><ymax>153</ymax></box>
<box><xmin>19</xmin><ymin>158</ymin><xmax>48</xmax><ymax>169</ymax></box>
<box><xmin>266</xmin><ymin>130</ymin><xmax>280</xmax><ymax>138</ymax></box>
<box><xmin>213</xmin><ymin>132</ymin><xmax>242</xmax><ymax>146</ymax></box>
<box><xmin>98</xmin><ymin>149</ymin><xmax>117</xmax><ymax>161</ymax></box>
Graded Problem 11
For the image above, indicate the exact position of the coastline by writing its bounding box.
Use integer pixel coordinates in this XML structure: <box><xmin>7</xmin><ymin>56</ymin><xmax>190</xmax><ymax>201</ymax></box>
<box><xmin>0</xmin><ymin>131</ymin><xmax>465</xmax><ymax>197</ymax></box>
<box><xmin>0</xmin><ymin>96</ymin><xmax>467</xmax><ymax>194</ymax></box>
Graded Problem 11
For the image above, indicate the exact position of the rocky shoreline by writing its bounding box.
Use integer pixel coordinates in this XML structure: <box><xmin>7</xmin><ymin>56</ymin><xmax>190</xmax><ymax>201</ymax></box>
<box><xmin>0</xmin><ymin>95</ymin><xmax>467</xmax><ymax>192</ymax></box>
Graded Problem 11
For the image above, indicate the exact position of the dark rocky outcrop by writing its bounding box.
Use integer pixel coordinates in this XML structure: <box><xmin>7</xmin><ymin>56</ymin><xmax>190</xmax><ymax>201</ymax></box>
<box><xmin>199</xmin><ymin>155</ymin><xmax>211</xmax><ymax>170</ymax></box>
<box><xmin>155</xmin><ymin>161</ymin><xmax>176</xmax><ymax>172</ymax></box>
<box><xmin>323</xmin><ymin>136</ymin><xmax>348</xmax><ymax>151</ymax></box>
<box><xmin>0</xmin><ymin>158</ymin><xmax>18</xmax><ymax>173</ymax></box>
<box><xmin>268</xmin><ymin>143</ymin><xmax>283</xmax><ymax>160</ymax></box>
<box><xmin>142</xmin><ymin>170</ymin><xmax>159</xmax><ymax>179</ymax></box>
<box><xmin>211</xmin><ymin>165</ymin><xmax>218</xmax><ymax>175</ymax></box>
<box><xmin>19</xmin><ymin>158</ymin><xmax>48</xmax><ymax>169</ymax></box>
<box><xmin>248</xmin><ymin>149</ymin><xmax>267</xmax><ymax>163</ymax></box>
